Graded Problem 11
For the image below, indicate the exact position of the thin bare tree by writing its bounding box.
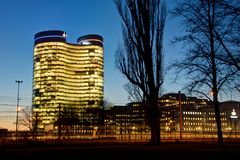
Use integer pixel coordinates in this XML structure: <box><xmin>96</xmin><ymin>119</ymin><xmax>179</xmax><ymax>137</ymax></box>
<box><xmin>19</xmin><ymin>106</ymin><xmax>39</xmax><ymax>138</ymax></box>
<box><xmin>211</xmin><ymin>0</ymin><xmax>240</xmax><ymax>92</ymax></box>
<box><xmin>103</xmin><ymin>99</ymin><xmax>114</xmax><ymax>110</ymax></box>
<box><xmin>124</xmin><ymin>82</ymin><xmax>144</xmax><ymax>102</ymax></box>
<box><xmin>114</xmin><ymin>0</ymin><xmax>166</xmax><ymax>144</ymax></box>
<box><xmin>19</xmin><ymin>106</ymin><xmax>33</xmax><ymax>131</ymax></box>
<box><xmin>170</xmin><ymin>0</ymin><xmax>237</xmax><ymax>145</ymax></box>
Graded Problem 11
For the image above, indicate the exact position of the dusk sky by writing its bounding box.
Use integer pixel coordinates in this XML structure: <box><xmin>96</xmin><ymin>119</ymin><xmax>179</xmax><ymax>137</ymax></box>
<box><xmin>0</xmin><ymin>0</ymin><xmax>235</xmax><ymax>129</ymax></box>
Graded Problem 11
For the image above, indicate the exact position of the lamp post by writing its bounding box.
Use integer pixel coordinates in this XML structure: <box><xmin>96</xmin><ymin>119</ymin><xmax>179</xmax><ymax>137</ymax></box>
<box><xmin>178</xmin><ymin>91</ymin><xmax>182</xmax><ymax>140</ymax></box>
<box><xmin>230</xmin><ymin>108</ymin><xmax>238</xmax><ymax>138</ymax></box>
<box><xmin>15</xmin><ymin>80</ymin><xmax>23</xmax><ymax>140</ymax></box>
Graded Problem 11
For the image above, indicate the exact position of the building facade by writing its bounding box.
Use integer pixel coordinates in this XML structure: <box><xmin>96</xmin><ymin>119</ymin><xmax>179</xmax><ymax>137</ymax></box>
<box><xmin>32</xmin><ymin>30</ymin><xmax>104</xmax><ymax>131</ymax></box>
<box><xmin>107</xmin><ymin>93</ymin><xmax>234</xmax><ymax>139</ymax></box>
<box><xmin>158</xmin><ymin>93</ymin><xmax>229</xmax><ymax>135</ymax></box>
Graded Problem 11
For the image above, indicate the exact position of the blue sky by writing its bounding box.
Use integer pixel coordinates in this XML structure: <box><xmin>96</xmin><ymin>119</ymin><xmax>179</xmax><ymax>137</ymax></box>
<box><xmin>0</xmin><ymin>0</ymin><xmax>182</xmax><ymax>106</ymax></box>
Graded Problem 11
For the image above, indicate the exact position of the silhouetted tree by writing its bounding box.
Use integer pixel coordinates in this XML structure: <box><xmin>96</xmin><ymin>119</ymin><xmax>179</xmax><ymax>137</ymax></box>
<box><xmin>55</xmin><ymin>105</ymin><xmax>81</xmax><ymax>137</ymax></box>
<box><xmin>103</xmin><ymin>99</ymin><xmax>113</xmax><ymax>110</ymax></box>
<box><xmin>19</xmin><ymin>106</ymin><xmax>39</xmax><ymax>139</ymax></box>
<box><xmin>211</xmin><ymin>0</ymin><xmax>240</xmax><ymax>92</ymax></box>
<box><xmin>19</xmin><ymin>106</ymin><xmax>33</xmax><ymax>131</ymax></box>
<box><xmin>124</xmin><ymin>83</ymin><xmax>144</xmax><ymax>102</ymax></box>
<box><xmin>114</xmin><ymin>0</ymin><xmax>166</xmax><ymax>145</ymax></box>
<box><xmin>100</xmin><ymin>99</ymin><xmax>113</xmax><ymax>136</ymax></box>
<box><xmin>171</xmin><ymin>0</ymin><xmax>238</xmax><ymax>145</ymax></box>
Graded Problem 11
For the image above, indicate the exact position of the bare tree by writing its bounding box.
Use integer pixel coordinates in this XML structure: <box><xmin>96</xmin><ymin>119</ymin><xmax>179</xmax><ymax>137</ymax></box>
<box><xmin>19</xmin><ymin>106</ymin><xmax>39</xmax><ymax>139</ymax></box>
<box><xmin>114</xmin><ymin>0</ymin><xmax>166</xmax><ymax>144</ymax></box>
<box><xmin>124</xmin><ymin>82</ymin><xmax>144</xmax><ymax>102</ymax></box>
<box><xmin>103</xmin><ymin>99</ymin><xmax>113</xmax><ymax>110</ymax></box>
<box><xmin>19</xmin><ymin>106</ymin><xmax>33</xmax><ymax>131</ymax></box>
<box><xmin>170</xmin><ymin>0</ymin><xmax>238</xmax><ymax>145</ymax></box>
<box><xmin>211</xmin><ymin>0</ymin><xmax>240</xmax><ymax>92</ymax></box>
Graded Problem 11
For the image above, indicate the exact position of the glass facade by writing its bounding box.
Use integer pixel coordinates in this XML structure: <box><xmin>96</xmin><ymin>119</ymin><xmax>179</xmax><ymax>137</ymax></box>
<box><xmin>32</xmin><ymin>30</ymin><xmax>104</xmax><ymax>130</ymax></box>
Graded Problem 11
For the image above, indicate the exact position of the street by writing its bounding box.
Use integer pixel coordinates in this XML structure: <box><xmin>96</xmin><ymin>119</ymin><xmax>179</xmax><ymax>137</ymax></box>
<box><xmin>1</xmin><ymin>142</ymin><xmax>240</xmax><ymax>160</ymax></box>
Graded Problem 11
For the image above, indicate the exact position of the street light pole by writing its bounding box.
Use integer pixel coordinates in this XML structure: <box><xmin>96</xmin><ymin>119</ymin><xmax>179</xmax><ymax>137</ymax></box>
<box><xmin>15</xmin><ymin>80</ymin><xmax>23</xmax><ymax>140</ymax></box>
<box><xmin>178</xmin><ymin>91</ymin><xmax>182</xmax><ymax>140</ymax></box>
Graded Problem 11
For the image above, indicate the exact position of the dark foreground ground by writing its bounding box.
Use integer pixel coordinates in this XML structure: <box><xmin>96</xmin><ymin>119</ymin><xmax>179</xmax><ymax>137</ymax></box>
<box><xmin>1</xmin><ymin>142</ymin><xmax>240</xmax><ymax>160</ymax></box>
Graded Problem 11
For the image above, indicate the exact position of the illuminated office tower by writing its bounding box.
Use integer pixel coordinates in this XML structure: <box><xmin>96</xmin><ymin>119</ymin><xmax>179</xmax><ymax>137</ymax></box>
<box><xmin>32</xmin><ymin>30</ymin><xmax>103</xmax><ymax>130</ymax></box>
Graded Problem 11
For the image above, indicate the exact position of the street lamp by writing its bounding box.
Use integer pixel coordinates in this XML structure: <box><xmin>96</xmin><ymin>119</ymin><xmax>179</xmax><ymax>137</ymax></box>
<box><xmin>15</xmin><ymin>80</ymin><xmax>23</xmax><ymax>140</ymax></box>
<box><xmin>178</xmin><ymin>91</ymin><xmax>182</xmax><ymax>140</ymax></box>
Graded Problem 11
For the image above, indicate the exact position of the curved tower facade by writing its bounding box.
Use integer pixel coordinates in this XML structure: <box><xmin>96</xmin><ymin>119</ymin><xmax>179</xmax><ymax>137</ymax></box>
<box><xmin>32</xmin><ymin>30</ymin><xmax>103</xmax><ymax>130</ymax></box>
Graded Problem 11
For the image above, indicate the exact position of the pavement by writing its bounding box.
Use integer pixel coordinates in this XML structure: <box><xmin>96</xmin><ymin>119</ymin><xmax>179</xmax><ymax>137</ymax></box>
<box><xmin>1</xmin><ymin>142</ymin><xmax>240</xmax><ymax>160</ymax></box>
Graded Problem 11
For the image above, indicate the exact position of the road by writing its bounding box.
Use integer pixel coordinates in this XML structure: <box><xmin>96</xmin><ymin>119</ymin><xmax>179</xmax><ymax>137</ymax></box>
<box><xmin>1</xmin><ymin>142</ymin><xmax>240</xmax><ymax>160</ymax></box>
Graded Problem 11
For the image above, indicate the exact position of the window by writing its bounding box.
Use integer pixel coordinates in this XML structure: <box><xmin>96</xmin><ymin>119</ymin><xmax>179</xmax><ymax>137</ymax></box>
<box><xmin>89</xmin><ymin>82</ymin><xmax>95</xmax><ymax>86</ymax></box>
<box><xmin>34</xmin><ymin>89</ymin><xmax>40</xmax><ymax>96</ymax></box>
<box><xmin>75</xmin><ymin>71</ymin><xmax>86</xmax><ymax>75</ymax></box>
<box><xmin>89</xmin><ymin>70</ymin><xmax>94</xmax><ymax>75</ymax></box>
<box><xmin>88</xmin><ymin>100</ymin><xmax>95</xmax><ymax>105</ymax></box>
<box><xmin>88</xmin><ymin>49</ymin><xmax>94</xmax><ymax>52</ymax></box>
<box><xmin>35</xmin><ymin>56</ymin><xmax>40</xmax><ymax>62</ymax></box>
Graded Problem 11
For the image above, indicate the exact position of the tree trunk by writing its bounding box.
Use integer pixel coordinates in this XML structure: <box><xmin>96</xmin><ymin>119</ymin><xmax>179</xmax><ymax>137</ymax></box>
<box><xmin>213</xmin><ymin>94</ymin><xmax>223</xmax><ymax>145</ymax></box>
<box><xmin>148</xmin><ymin>93</ymin><xmax>161</xmax><ymax>145</ymax></box>
<box><xmin>209</xmin><ymin>0</ymin><xmax>223</xmax><ymax>145</ymax></box>
<box><xmin>150</xmin><ymin>113</ymin><xmax>160</xmax><ymax>144</ymax></box>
